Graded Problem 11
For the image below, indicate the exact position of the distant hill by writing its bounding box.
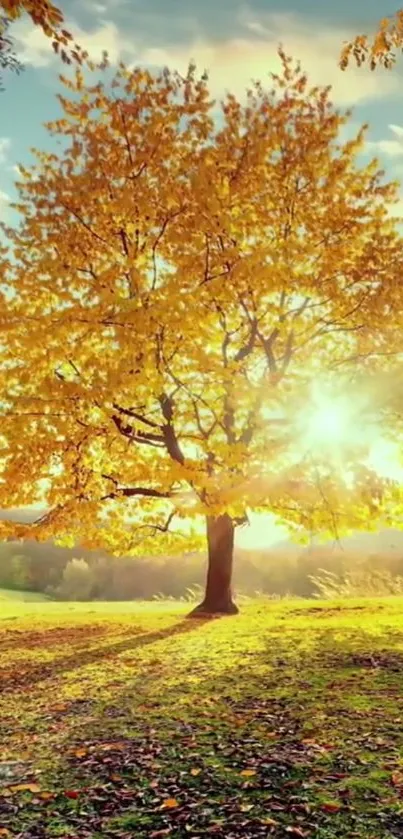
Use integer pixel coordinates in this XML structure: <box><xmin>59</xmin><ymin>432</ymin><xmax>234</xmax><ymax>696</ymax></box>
<box><xmin>0</xmin><ymin>588</ymin><xmax>50</xmax><ymax>602</ymax></box>
<box><xmin>1</xmin><ymin>507</ymin><xmax>403</xmax><ymax>561</ymax></box>
<box><xmin>269</xmin><ymin>528</ymin><xmax>403</xmax><ymax>558</ymax></box>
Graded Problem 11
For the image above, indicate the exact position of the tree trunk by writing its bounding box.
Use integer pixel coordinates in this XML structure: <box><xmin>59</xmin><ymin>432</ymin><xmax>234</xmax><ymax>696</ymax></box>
<box><xmin>187</xmin><ymin>513</ymin><xmax>239</xmax><ymax>617</ymax></box>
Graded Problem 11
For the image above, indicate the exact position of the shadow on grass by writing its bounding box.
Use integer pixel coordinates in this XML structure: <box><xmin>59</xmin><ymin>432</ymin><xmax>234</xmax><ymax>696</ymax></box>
<box><xmin>0</xmin><ymin>616</ymin><xmax>210</xmax><ymax>694</ymax></box>
<box><xmin>52</xmin><ymin>620</ymin><xmax>403</xmax><ymax>838</ymax></box>
<box><xmin>0</xmin><ymin>623</ymin><xmax>112</xmax><ymax>653</ymax></box>
<box><xmin>4</xmin><ymin>609</ymin><xmax>403</xmax><ymax>838</ymax></box>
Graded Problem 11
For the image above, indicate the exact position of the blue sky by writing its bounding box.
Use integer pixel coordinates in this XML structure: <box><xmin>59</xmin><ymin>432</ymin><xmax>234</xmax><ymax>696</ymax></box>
<box><xmin>2</xmin><ymin>0</ymin><xmax>403</xmax><ymax>548</ymax></box>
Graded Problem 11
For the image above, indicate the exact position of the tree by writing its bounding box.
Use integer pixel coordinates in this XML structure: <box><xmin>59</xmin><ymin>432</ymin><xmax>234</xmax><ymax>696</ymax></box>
<box><xmin>1</xmin><ymin>53</ymin><xmax>403</xmax><ymax>615</ymax></box>
<box><xmin>340</xmin><ymin>11</ymin><xmax>403</xmax><ymax>70</ymax></box>
<box><xmin>57</xmin><ymin>557</ymin><xmax>94</xmax><ymax>600</ymax></box>
<box><xmin>9</xmin><ymin>554</ymin><xmax>34</xmax><ymax>590</ymax></box>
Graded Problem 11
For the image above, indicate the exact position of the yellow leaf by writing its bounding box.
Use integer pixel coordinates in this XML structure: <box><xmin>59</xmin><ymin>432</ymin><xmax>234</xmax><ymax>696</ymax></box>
<box><xmin>321</xmin><ymin>801</ymin><xmax>342</xmax><ymax>813</ymax></box>
<box><xmin>240</xmin><ymin>769</ymin><xmax>256</xmax><ymax>777</ymax></box>
<box><xmin>190</xmin><ymin>768</ymin><xmax>201</xmax><ymax>776</ymax></box>
<box><xmin>160</xmin><ymin>797</ymin><xmax>179</xmax><ymax>809</ymax></box>
<box><xmin>9</xmin><ymin>783</ymin><xmax>41</xmax><ymax>793</ymax></box>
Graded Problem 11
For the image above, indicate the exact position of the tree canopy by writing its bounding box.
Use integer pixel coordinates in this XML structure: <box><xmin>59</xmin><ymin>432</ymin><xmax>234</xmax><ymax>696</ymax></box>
<box><xmin>1</xmin><ymin>52</ymin><xmax>403</xmax><ymax>609</ymax></box>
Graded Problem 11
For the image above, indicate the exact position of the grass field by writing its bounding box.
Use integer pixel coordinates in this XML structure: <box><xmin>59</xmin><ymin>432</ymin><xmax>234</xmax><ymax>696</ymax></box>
<box><xmin>0</xmin><ymin>588</ymin><xmax>50</xmax><ymax>603</ymax></box>
<box><xmin>1</xmin><ymin>597</ymin><xmax>403</xmax><ymax>838</ymax></box>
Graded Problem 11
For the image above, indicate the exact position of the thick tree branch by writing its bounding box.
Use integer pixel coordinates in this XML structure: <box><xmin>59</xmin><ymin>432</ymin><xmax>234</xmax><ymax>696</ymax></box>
<box><xmin>159</xmin><ymin>393</ymin><xmax>185</xmax><ymax>465</ymax></box>
<box><xmin>101</xmin><ymin>474</ymin><xmax>173</xmax><ymax>501</ymax></box>
<box><xmin>112</xmin><ymin>402</ymin><xmax>161</xmax><ymax>429</ymax></box>
<box><xmin>256</xmin><ymin>326</ymin><xmax>279</xmax><ymax>373</ymax></box>
<box><xmin>111</xmin><ymin>413</ymin><xmax>165</xmax><ymax>446</ymax></box>
<box><xmin>234</xmin><ymin>318</ymin><xmax>258</xmax><ymax>363</ymax></box>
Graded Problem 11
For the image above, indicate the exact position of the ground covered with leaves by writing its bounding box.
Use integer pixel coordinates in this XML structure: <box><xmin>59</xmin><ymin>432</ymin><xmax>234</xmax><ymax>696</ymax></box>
<box><xmin>1</xmin><ymin>597</ymin><xmax>403</xmax><ymax>838</ymax></box>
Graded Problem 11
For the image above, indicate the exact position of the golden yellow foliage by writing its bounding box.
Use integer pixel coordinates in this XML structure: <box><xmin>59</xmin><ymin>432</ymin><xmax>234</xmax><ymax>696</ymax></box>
<box><xmin>340</xmin><ymin>10</ymin><xmax>403</xmax><ymax>69</ymax></box>
<box><xmin>1</xmin><ymin>51</ymin><xmax>403</xmax><ymax>562</ymax></box>
<box><xmin>1</xmin><ymin>0</ymin><xmax>84</xmax><ymax>64</ymax></box>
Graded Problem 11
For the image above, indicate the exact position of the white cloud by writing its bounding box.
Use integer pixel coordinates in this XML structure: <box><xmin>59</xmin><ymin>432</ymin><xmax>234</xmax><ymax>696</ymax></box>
<box><xmin>0</xmin><ymin>138</ymin><xmax>11</xmax><ymax>164</ymax></box>
<box><xmin>135</xmin><ymin>11</ymin><xmax>402</xmax><ymax>106</ymax></box>
<box><xmin>367</xmin><ymin>125</ymin><xmax>403</xmax><ymax>159</ymax></box>
<box><xmin>79</xmin><ymin>0</ymin><xmax>108</xmax><ymax>11</ymax></box>
<box><xmin>0</xmin><ymin>190</ymin><xmax>10</xmax><ymax>212</ymax></box>
<box><xmin>387</xmin><ymin>197</ymin><xmax>403</xmax><ymax>220</ymax></box>
<box><xmin>10</xmin><ymin>8</ymin><xmax>401</xmax><ymax>107</ymax></box>
<box><xmin>11</xmin><ymin>19</ymin><xmax>54</xmax><ymax>68</ymax></box>
<box><xmin>369</xmin><ymin>139</ymin><xmax>403</xmax><ymax>157</ymax></box>
<box><xmin>12</xmin><ymin>18</ymin><xmax>136</xmax><ymax>68</ymax></box>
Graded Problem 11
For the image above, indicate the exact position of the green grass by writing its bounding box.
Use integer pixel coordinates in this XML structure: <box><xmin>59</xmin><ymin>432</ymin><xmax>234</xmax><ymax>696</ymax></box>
<box><xmin>0</xmin><ymin>587</ymin><xmax>50</xmax><ymax>603</ymax></box>
<box><xmin>1</xmin><ymin>596</ymin><xmax>403</xmax><ymax>838</ymax></box>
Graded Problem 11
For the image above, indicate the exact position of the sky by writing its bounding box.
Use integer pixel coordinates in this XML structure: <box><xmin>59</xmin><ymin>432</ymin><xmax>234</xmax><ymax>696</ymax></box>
<box><xmin>3</xmin><ymin>0</ymin><xmax>403</xmax><ymax>549</ymax></box>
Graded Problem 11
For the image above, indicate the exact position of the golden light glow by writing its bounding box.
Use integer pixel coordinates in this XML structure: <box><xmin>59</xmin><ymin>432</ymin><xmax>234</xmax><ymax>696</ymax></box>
<box><xmin>299</xmin><ymin>389</ymin><xmax>368</xmax><ymax>453</ymax></box>
<box><xmin>304</xmin><ymin>397</ymin><xmax>353</xmax><ymax>448</ymax></box>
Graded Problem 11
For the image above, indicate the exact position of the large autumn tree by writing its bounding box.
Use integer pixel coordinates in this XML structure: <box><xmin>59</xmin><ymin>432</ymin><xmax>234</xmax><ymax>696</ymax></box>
<box><xmin>1</xmin><ymin>53</ymin><xmax>403</xmax><ymax>615</ymax></box>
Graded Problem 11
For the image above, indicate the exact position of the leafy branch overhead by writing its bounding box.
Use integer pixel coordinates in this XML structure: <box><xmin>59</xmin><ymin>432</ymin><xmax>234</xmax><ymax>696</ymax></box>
<box><xmin>1</xmin><ymin>0</ymin><xmax>85</xmax><ymax>66</ymax></box>
<box><xmin>340</xmin><ymin>10</ymin><xmax>403</xmax><ymax>69</ymax></box>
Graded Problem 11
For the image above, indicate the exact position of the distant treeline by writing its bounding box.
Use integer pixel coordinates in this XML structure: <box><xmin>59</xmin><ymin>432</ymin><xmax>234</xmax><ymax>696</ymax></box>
<box><xmin>0</xmin><ymin>538</ymin><xmax>403</xmax><ymax>601</ymax></box>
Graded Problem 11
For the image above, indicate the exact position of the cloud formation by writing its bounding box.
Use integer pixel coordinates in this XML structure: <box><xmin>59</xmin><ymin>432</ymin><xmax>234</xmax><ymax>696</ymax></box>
<box><xmin>12</xmin><ymin>18</ymin><xmax>136</xmax><ymax>68</ymax></box>
<box><xmin>11</xmin><ymin>8</ymin><xmax>401</xmax><ymax>107</ymax></box>
<box><xmin>134</xmin><ymin>12</ymin><xmax>401</xmax><ymax>107</ymax></box>
<box><xmin>367</xmin><ymin>124</ymin><xmax>403</xmax><ymax>160</ymax></box>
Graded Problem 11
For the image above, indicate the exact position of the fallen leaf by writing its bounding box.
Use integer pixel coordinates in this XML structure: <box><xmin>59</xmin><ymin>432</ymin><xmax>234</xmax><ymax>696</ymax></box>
<box><xmin>98</xmin><ymin>742</ymin><xmax>126</xmax><ymax>752</ymax></box>
<box><xmin>38</xmin><ymin>791</ymin><xmax>54</xmax><ymax>801</ymax></box>
<box><xmin>8</xmin><ymin>783</ymin><xmax>41</xmax><ymax>794</ymax></box>
<box><xmin>74</xmin><ymin>748</ymin><xmax>87</xmax><ymax>758</ymax></box>
<box><xmin>240</xmin><ymin>769</ymin><xmax>256</xmax><ymax>777</ymax></box>
<box><xmin>190</xmin><ymin>768</ymin><xmax>201</xmax><ymax>776</ymax></box>
<box><xmin>160</xmin><ymin>797</ymin><xmax>179</xmax><ymax>809</ymax></box>
<box><xmin>64</xmin><ymin>789</ymin><xmax>80</xmax><ymax>799</ymax></box>
<box><xmin>261</xmin><ymin>818</ymin><xmax>279</xmax><ymax>827</ymax></box>
<box><xmin>321</xmin><ymin>801</ymin><xmax>341</xmax><ymax>813</ymax></box>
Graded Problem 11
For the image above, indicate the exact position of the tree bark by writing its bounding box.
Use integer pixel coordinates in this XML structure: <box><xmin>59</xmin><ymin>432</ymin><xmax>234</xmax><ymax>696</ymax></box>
<box><xmin>187</xmin><ymin>513</ymin><xmax>239</xmax><ymax>617</ymax></box>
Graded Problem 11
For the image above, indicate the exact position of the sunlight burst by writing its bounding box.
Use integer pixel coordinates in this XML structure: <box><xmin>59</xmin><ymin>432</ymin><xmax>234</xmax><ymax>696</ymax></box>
<box><xmin>300</xmin><ymin>391</ymin><xmax>362</xmax><ymax>452</ymax></box>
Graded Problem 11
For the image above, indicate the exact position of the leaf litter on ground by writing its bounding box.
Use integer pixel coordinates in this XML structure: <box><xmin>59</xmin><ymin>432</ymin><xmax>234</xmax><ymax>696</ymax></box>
<box><xmin>0</xmin><ymin>598</ymin><xmax>403</xmax><ymax>837</ymax></box>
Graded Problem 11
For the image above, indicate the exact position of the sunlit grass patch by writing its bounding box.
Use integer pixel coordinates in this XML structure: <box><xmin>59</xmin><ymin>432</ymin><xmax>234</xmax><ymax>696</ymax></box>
<box><xmin>1</xmin><ymin>597</ymin><xmax>403</xmax><ymax>837</ymax></box>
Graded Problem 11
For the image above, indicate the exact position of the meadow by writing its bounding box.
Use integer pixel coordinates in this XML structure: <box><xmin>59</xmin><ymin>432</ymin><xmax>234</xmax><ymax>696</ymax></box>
<box><xmin>1</xmin><ymin>597</ymin><xmax>403</xmax><ymax>838</ymax></box>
